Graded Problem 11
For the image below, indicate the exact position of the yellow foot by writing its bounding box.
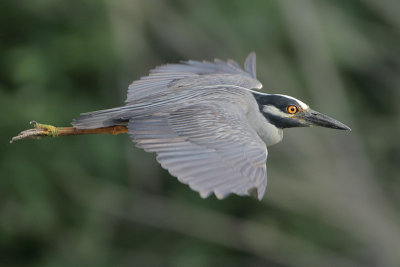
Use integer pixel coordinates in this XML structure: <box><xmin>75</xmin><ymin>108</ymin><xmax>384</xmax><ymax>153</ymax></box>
<box><xmin>30</xmin><ymin>121</ymin><xmax>59</xmax><ymax>137</ymax></box>
<box><xmin>10</xmin><ymin>121</ymin><xmax>60</xmax><ymax>143</ymax></box>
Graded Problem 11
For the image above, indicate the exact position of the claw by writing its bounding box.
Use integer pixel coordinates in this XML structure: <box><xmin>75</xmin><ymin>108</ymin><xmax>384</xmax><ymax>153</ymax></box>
<box><xmin>31</xmin><ymin>122</ymin><xmax>59</xmax><ymax>137</ymax></box>
<box><xmin>10</xmin><ymin>121</ymin><xmax>59</xmax><ymax>143</ymax></box>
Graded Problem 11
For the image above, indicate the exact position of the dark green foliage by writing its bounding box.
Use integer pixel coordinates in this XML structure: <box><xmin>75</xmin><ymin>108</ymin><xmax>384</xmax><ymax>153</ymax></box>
<box><xmin>1</xmin><ymin>0</ymin><xmax>399</xmax><ymax>266</ymax></box>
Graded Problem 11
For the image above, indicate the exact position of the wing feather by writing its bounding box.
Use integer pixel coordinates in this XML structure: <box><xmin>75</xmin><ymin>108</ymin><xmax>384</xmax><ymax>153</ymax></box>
<box><xmin>244</xmin><ymin>52</ymin><xmax>257</xmax><ymax>78</ymax></box>
<box><xmin>128</xmin><ymin>103</ymin><xmax>268</xmax><ymax>200</ymax></box>
<box><xmin>126</xmin><ymin>53</ymin><xmax>262</xmax><ymax>104</ymax></box>
<box><xmin>73</xmin><ymin>53</ymin><xmax>262</xmax><ymax>129</ymax></box>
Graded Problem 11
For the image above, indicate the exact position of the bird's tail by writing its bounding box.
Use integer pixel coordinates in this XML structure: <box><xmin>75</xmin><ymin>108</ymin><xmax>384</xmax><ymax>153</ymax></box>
<box><xmin>71</xmin><ymin>107</ymin><xmax>128</xmax><ymax>129</ymax></box>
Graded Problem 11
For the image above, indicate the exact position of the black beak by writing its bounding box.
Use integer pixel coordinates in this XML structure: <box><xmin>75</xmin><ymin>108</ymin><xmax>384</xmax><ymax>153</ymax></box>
<box><xmin>303</xmin><ymin>109</ymin><xmax>351</xmax><ymax>131</ymax></box>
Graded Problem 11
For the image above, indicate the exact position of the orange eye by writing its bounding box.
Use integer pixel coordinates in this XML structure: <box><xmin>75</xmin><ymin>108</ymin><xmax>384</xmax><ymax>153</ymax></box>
<box><xmin>287</xmin><ymin>105</ymin><xmax>298</xmax><ymax>114</ymax></box>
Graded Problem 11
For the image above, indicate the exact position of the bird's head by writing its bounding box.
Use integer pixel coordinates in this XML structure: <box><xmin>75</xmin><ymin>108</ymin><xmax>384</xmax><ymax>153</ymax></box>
<box><xmin>253</xmin><ymin>93</ymin><xmax>351</xmax><ymax>131</ymax></box>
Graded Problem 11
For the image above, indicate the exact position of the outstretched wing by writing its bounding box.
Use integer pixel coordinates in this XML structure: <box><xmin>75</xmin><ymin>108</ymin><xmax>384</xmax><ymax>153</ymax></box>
<box><xmin>129</xmin><ymin>103</ymin><xmax>268</xmax><ymax>200</ymax></box>
<box><xmin>126</xmin><ymin>52</ymin><xmax>262</xmax><ymax>103</ymax></box>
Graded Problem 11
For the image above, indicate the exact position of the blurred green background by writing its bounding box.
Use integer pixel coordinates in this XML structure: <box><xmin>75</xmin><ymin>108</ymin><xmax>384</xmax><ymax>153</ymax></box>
<box><xmin>1</xmin><ymin>0</ymin><xmax>399</xmax><ymax>266</ymax></box>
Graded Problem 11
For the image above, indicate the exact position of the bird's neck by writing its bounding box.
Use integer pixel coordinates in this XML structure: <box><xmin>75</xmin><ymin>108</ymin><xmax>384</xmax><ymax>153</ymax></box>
<box><xmin>247</xmin><ymin>103</ymin><xmax>283</xmax><ymax>146</ymax></box>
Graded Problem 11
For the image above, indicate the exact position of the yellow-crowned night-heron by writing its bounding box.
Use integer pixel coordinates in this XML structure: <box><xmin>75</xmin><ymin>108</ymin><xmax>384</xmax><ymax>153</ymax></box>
<box><xmin>16</xmin><ymin>52</ymin><xmax>351</xmax><ymax>200</ymax></box>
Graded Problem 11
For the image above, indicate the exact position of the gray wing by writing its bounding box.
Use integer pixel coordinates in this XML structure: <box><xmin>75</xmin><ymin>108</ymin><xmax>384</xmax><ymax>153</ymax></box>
<box><xmin>73</xmin><ymin>53</ymin><xmax>262</xmax><ymax>129</ymax></box>
<box><xmin>129</xmin><ymin>103</ymin><xmax>268</xmax><ymax>200</ymax></box>
<box><xmin>125</xmin><ymin>52</ymin><xmax>262</xmax><ymax>103</ymax></box>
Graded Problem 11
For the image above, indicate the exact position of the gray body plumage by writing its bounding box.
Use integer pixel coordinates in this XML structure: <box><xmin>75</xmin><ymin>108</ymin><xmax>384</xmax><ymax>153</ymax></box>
<box><xmin>73</xmin><ymin>53</ymin><xmax>273</xmax><ymax>200</ymax></box>
<box><xmin>72</xmin><ymin>52</ymin><xmax>350</xmax><ymax>200</ymax></box>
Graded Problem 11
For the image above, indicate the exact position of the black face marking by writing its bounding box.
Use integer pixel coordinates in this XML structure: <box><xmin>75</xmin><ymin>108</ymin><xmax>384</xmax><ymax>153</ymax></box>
<box><xmin>252</xmin><ymin>93</ymin><xmax>300</xmax><ymax>114</ymax></box>
<box><xmin>252</xmin><ymin>93</ymin><xmax>307</xmax><ymax>129</ymax></box>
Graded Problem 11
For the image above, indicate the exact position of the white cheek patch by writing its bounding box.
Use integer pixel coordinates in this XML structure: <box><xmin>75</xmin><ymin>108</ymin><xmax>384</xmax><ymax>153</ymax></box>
<box><xmin>263</xmin><ymin>105</ymin><xmax>290</xmax><ymax>117</ymax></box>
<box><xmin>275</xmin><ymin>94</ymin><xmax>309</xmax><ymax>110</ymax></box>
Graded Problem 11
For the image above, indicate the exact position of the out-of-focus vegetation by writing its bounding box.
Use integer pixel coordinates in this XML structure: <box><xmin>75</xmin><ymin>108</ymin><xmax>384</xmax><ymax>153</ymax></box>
<box><xmin>1</xmin><ymin>0</ymin><xmax>399</xmax><ymax>266</ymax></box>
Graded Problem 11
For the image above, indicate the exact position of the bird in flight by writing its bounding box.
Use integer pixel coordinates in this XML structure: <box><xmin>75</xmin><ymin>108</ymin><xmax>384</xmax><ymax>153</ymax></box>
<box><xmin>12</xmin><ymin>52</ymin><xmax>350</xmax><ymax>200</ymax></box>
